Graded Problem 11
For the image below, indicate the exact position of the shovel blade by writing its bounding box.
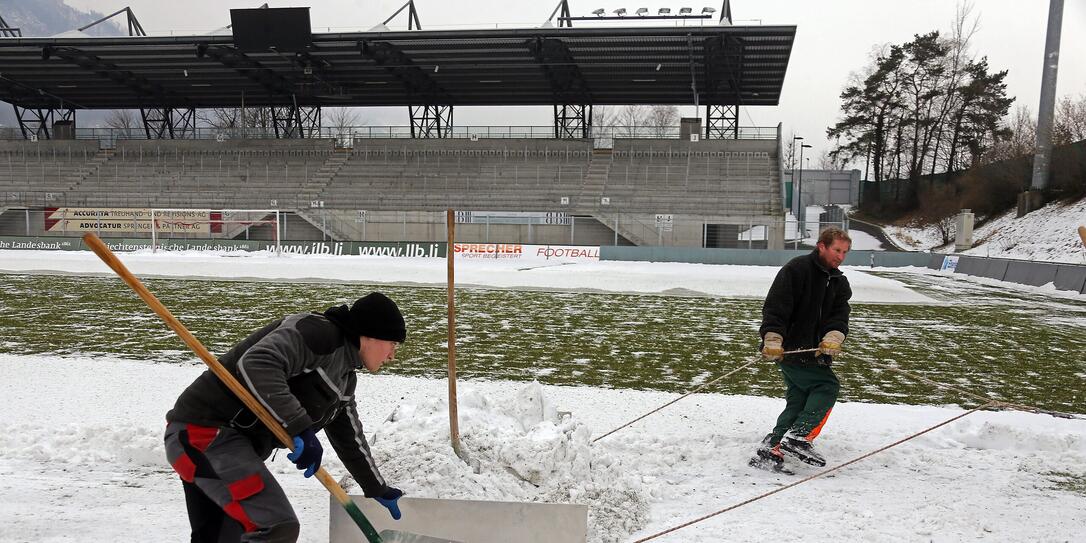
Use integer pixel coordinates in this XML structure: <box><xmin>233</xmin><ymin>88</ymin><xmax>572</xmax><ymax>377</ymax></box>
<box><xmin>379</xmin><ymin>529</ymin><xmax>463</xmax><ymax>543</ymax></box>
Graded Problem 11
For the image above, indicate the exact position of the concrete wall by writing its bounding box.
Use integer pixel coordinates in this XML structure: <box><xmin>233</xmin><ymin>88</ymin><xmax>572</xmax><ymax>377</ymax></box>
<box><xmin>114</xmin><ymin>139</ymin><xmax>334</xmax><ymax>152</ymax></box>
<box><xmin>352</xmin><ymin>138</ymin><xmax>592</xmax><ymax>155</ymax></box>
<box><xmin>613</xmin><ymin>138</ymin><xmax>778</xmax><ymax>154</ymax></box>
<box><xmin>601</xmin><ymin>246</ymin><xmax>932</xmax><ymax>267</ymax></box>
<box><xmin>784</xmin><ymin>169</ymin><xmax>861</xmax><ymax>212</ymax></box>
<box><xmin>0</xmin><ymin>140</ymin><xmax>99</xmax><ymax>153</ymax></box>
<box><xmin>927</xmin><ymin>253</ymin><xmax>1086</xmax><ymax>294</ymax></box>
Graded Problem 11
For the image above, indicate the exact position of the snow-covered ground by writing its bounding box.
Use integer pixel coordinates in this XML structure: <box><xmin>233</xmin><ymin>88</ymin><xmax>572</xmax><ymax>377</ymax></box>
<box><xmin>1</xmin><ymin>250</ymin><xmax>1084</xmax><ymax>542</ymax></box>
<box><xmin>2</xmin><ymin>354</ymin><xmax>1083</xmax><ymax>543</ymax></box>
<box><xmin>0</xmin><ymin>249</ymin><xmax>936</xmax><ymax>304</ymax></box>
<box><xmin>883</xmin><ymin>196</ymin><xmax>1086</xmax><ymax>263</ymax></box>
<box><xmin>843</xmin><ymin>228</ymin><xmax>884</xmax><ymax>251</ymax></box>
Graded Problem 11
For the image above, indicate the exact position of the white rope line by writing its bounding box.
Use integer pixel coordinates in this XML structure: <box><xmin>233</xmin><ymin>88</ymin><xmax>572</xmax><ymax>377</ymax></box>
<box><xmin>631</xmin><ymin>400</ymin><xmax>999</xmax><ymax>542</ymax></box>
<box><xmin>596</xmin><ymin>348</ymin><xmax>1081</xmax><ymax>447</ymax></box>
<box><xmin>599</xmin><ymin>348</ymin><xmax>1079</xmax><ymax>540</ymax></box>
<box><xmin>592</xmin><ymin>354</ymin><xmax>762</xmax><ymax>443</ymax></box>
<box><xmin>848</xmin><ymin>352</ymin><xmax>1084</xmax><ymax>421</ymax></box>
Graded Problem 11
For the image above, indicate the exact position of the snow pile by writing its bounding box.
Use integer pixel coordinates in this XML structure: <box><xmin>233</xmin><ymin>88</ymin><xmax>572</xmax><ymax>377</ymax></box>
<box><xmin>0</xmin><ymin>421</ymin><xmax>164</xmax><ymax>468</ymax></box>
<box><xmin>368</xmin><ymin>381</ymin><xmax>649</xmax><ymax>543</ymax></box>
<box><xmin>882</xmin><ymin>196</ymin><xmax>1086</xmax><ymax>263</ymax></box>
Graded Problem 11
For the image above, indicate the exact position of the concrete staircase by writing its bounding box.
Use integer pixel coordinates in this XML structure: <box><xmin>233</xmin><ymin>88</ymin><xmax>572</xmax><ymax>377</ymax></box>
<box><xmin>66</xmin><ymin>148</ymin><xmax>115</xmax><ymax>190</ymax></box>
<box><xmin>591</xmin><ymin>212</ymin><xmax>657</xmax><ymax>246</ymax></box>
<box><xmin>293</xmin><ymin>208</ymin><xmax>359</xmax><ymax>241</ymax></box>
<box><xmin>298</xmin><ymin>148</ymin><xmax>350</xmax><ymax>206</ymax></box>
<box><xmin>575</xmin><ymin>148</ymin><xmax>612</xmax><ymax>212</ymax></box>
<box><xmin>0</xmin><ymin>207</ymin><xmax>27</xmax><ymax>236</ymax></box>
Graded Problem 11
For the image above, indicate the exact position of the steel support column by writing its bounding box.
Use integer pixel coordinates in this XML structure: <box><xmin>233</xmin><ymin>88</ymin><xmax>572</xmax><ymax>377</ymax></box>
<box><xmin>14</xmin><ymin>105</ymin><xmax>74</xmax><ymax>140</ymax></box>
<box><xmin>554</xmin><ymin>104</ymin><xmax>591</xmax><ymax>139</ymax></box>
<box><xmin>360</xmin><ymin>39</ymin><xmax>451</xmax><ymax>138</ymax></box>
<box><xmin>409</xmin><ymin>105</ymin><xmax>452</xmax><ymax>138</ymax></box>
<box><xmin>705</xmin><ymin>104</ymin><xmax>738</xmax><ymax>139</ymax></box>
<box><xmin>271</xmin><ymin>105</ymin><xmax>321</xmax><ymax>138</ymax></box>
<box><xmin>530</xmin><ymin>37</ymin><xmax>592</xmax><ymax>139</ymax></box>
<box><xmin>141</xmin><ymin>107</ymin><xmax>196</xmax><ymax>139</ymax></box>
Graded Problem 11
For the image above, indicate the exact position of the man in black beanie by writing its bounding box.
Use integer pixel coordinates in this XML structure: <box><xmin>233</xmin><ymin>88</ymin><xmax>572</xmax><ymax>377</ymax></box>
<box><xmin>163</xmin><ymin>292</ymin><xmax>407</xmax><ymax>542</ymax></box>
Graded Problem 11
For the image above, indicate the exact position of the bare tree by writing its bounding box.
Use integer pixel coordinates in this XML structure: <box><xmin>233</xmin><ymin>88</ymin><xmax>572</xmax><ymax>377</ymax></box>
<box><xmin>616</xmin><ymin>105</ymin><xmax>647</xmax><ymax>137</ymax></box>
<box><xmin>105</xmin><ymin>109</ymin><xmax>139</xmax><ymax>137</ymax></box>
<box><xmin>645</xmin><ymin>105</ymin><xmax>679</xmax><ymax>137</ymax></box>
<box><xmin>915</xmin><ymin>184</ymin><xmax>961</xmax><ymax>246</ymax></box>
<box><xmin>592</xmin><ymin>105</ymin><xmax>614</xmax><ymax>132</ymax></box>
<box><xmin>196</xmin><ymin>107</ymin><xmax>274</xmax><ymax>136</ymax></box>
<box><xmin>323</xmin><ymin>107</ymin><xmax>363</xmax><ymax>140</ymax></box>
<box><xmin>1054</xmin><ymin>93</ymin><xmax>1086</xmax><ymax>145</ymax></box>
<box><xmin>983</xmin><ymin>105</ymin><xmax>1035</xmax><ymax>162</ymax></box>
<box><xmin>817</xmin><ymin>149</ymin><xmax>847</xmax><ymax>170</ymax></box>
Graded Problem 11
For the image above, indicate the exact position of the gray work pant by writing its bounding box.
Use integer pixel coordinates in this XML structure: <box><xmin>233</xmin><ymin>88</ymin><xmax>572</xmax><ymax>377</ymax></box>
<box><xmin>164</xmin><ymin>422</ymin><xmax>300</xmax><ymax>542</ymax></box>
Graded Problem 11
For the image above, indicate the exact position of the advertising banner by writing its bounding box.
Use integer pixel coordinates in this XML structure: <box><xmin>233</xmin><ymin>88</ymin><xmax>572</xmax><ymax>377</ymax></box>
<box><xmin>354</xmin><ymin>242</ymin><xmax>446</xmax><ymax>258</ymax></box>
<box><xmin>453</xmin><ymin>243</ymin><xmax>600</xmax><ymax>262</ymax></box>
<box><xmin>940</xmin><ymin>255</ymin><xmax>960</xmax><ymax>272</ymax></box>
<box><xmin>44</xmin><ymin>208</ymin><xmax>215</xmax><ymax>234</ymax></box>
<box><xmin>0</xmin><ymin>236</ymin><xmax>82</xmax><ymax>250</ymax></box>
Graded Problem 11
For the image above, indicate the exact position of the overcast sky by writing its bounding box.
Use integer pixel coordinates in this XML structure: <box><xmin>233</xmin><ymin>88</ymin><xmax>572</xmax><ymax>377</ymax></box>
<box><xmin>63</xmin><ymin>0</ymin><xmax>1086</xmax><ymax>163</ymax></box>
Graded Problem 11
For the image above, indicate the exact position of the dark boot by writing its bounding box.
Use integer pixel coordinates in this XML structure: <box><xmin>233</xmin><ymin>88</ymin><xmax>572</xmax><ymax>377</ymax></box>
<box><xmin>779</xmin><ymin>432</ymin><xmax>826</xmax><ymax>467</ymax></box>
<box><xmin>748</xmin><ymin>433</ymin><xmax>793</xmax><ymax>474</ymax></box>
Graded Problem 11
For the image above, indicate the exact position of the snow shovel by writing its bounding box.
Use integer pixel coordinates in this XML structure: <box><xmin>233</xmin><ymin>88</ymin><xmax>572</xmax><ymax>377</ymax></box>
<box><xmin>83</xmin><ymin>233</ymin><xmax>460</xmax><ymax>543</ymax></box>
<box><xmin>379</xmin><ymin>530</ymin><xmax>460</xmax><ymax>543</ymax></box>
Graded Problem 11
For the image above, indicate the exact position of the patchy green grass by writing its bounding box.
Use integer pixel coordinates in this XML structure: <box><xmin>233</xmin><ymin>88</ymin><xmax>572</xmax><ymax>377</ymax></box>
<box><xmin>1</xmin><ymin>270</ymin><xmax>1083</xmax><ymax>413</ymax></box>
<box><xmin>1044</xmin><ymin>471</ymin><xmax>1086</xmax><ymax>496</ymax></box>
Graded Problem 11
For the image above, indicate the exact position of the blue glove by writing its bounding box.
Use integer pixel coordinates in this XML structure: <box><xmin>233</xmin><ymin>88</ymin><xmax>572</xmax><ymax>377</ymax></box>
<box><xmin>286</xmin><ymin>428</ymin><xmax>323</xmax><ymax>478</ymax></box>
<box><xmin>374</xmin><ymin>487</ymin><xmax>403</xmax><ymax>520</ymax></box>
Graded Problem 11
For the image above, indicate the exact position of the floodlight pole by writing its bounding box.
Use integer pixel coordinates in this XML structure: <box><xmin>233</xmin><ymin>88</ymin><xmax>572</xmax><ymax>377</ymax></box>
<box><xmin>718</xmin><ymin>0</ymin><xmax>733</xmax><ymax>25</ymax></box>
<box><xmin>1029</xmin><ymin>0</ymin><xmax>1064</xmax><ymax>194</ymax></box>
<box><xmin>544</xmin><ymin>0</ymin><xmax>573</xmax><ymax>27</ymax></box>
<box><xmin>791</xmin><ymin>136</ymin><xmax>803</xmax><ymax>217</ymax></box>
<box><xmin>798</xmin><ymin>143</ymin><xmax>811</xmax><ymax>243</ymax></box>
<box><xmin>78</xmin><ymin>7</ymin><xmax>146</xmax><ymax>36</ymax></box>
<box><xmin>382</xmin><ymin>0</ymin><xmax>422</xmax><ymax>30</ymax></box>
<box><xmin>0</xmin><ymin>15</ymin><xmax>21</xmax><ymax>37</ymax></box>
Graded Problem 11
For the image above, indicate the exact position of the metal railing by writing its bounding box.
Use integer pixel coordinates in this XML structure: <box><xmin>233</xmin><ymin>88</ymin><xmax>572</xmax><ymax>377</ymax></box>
<box><xmin>0</xmin><ymin>125</ymin><xmax>779</xmax><ymax>144</ymax></box>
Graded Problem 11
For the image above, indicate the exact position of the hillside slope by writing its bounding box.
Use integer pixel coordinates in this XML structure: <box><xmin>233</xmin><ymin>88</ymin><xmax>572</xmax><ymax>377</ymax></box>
<box><xmin>882</xmin><ymin>196</ymin><xmax>1086</xmax><ymax>263</ymax></box>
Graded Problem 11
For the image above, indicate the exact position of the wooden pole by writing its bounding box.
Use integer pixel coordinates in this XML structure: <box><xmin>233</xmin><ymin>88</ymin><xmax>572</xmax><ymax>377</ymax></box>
<box><xmin>81</xmin><ymin>233</ymin><xmax>384</xmax><ymax>543</ymax></box>
<box><xmin>446</xmin><ymin>210</ymin><xmax>462</xmax><ymax>457</ymax></box>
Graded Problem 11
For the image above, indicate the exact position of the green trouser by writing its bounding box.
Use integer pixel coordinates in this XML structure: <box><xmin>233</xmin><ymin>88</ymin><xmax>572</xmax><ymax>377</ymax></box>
<box><xmin>769</xmin><ymin>363</ymin><xmax>840</xmax><ymax>445</ymax></box>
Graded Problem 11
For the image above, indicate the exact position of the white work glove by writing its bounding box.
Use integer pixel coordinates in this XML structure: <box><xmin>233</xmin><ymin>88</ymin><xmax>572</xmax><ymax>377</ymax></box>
<box><xmin>817</xmin><ymin>330</ymin><xmax>845</xmax><ymax>357</ymax></box>
<box><xmin>761</xmin><ymin>332</ymin><xmax>784</xmax><ymax>361</ymax></box>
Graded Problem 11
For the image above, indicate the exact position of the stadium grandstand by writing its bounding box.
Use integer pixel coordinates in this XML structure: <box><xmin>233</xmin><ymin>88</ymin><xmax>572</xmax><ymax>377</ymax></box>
<box><xmin>0</xmin><ymin>1</ymin><xmax>795</xmax><ymax>248</ymax></box>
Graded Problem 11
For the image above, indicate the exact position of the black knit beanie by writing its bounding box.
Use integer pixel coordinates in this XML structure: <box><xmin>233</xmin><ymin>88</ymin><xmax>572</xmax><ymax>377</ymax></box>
<box><xmin>323</xmin><ymin>292</ymin><xmax>406</xmax><ymax>343</ymax></box>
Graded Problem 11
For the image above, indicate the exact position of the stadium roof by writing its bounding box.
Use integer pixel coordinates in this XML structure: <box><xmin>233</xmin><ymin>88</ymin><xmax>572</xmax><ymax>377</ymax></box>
<box><xmin>0</xmin><ymin>25</ymin><xmax>795</xmax><ymax>110</ymax></box>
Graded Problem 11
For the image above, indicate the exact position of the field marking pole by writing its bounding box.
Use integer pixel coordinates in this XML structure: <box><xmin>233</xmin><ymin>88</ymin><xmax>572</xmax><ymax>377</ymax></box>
<box><xmin>81</xmin><ymin>233</ymin><xmax>384</xmax><ymax>543</ymax></box>
<box><xmin>446</xmin><ymin>209</ymin><xmax>463</xmax><ymax>458</ymax></box>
